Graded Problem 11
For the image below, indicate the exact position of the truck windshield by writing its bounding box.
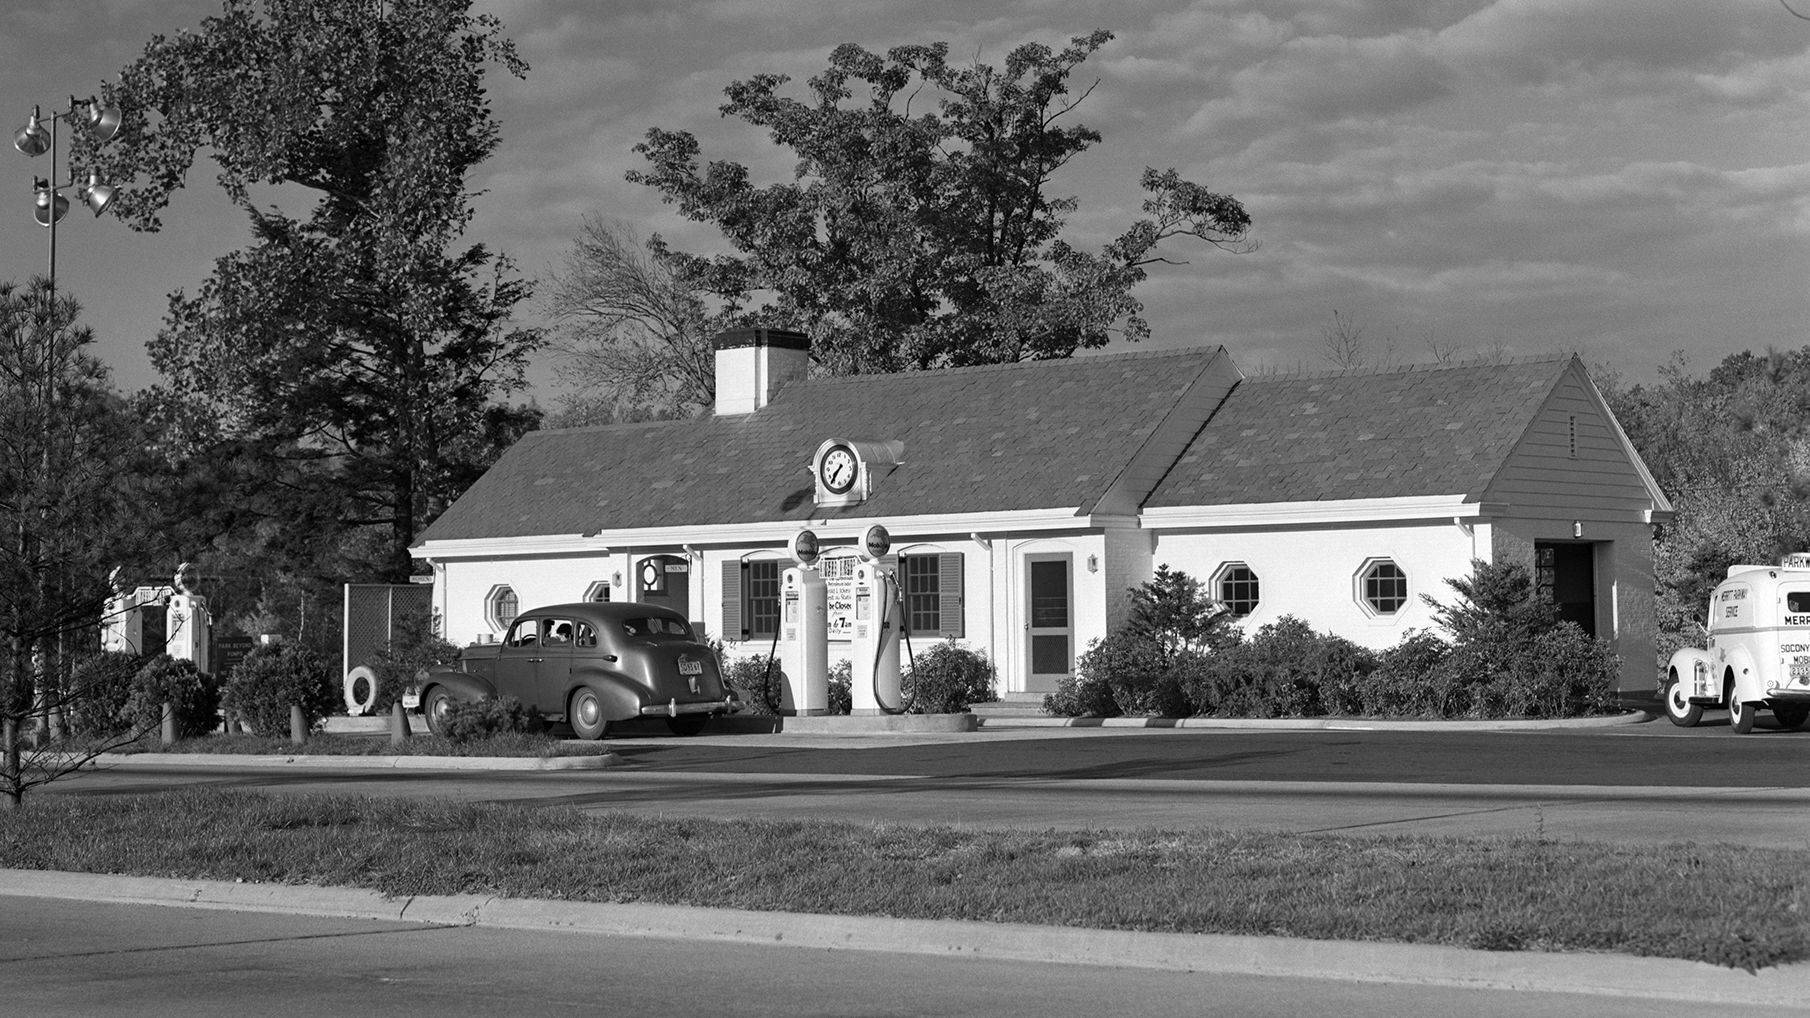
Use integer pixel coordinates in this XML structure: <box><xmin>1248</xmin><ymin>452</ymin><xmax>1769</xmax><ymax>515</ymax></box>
<box><xmin>621</xmin><ymin>617</ymin><xmax>693</xmax><ymax>640</ymax></box>
<box><xmin>1789</xmin><ymin>592</ymin><xmax>1810</xmax><ymax>614</ymax></box>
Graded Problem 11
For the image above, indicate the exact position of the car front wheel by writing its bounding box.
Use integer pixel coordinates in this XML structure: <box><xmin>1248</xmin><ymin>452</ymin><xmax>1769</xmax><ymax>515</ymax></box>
<box><xmin>569</xmin><ymin>688</ymin><xmax>611</xmax><ymax>741</ymax></box>
<box><xmin>423</xmin><ymin>687</ymin><xmax>456</xmax><ymax>737</ymax></box>
<box><xmin>1663</xmin><ymin>676</ymin><xmax>1702</xmax><ymax>728</ymax></box>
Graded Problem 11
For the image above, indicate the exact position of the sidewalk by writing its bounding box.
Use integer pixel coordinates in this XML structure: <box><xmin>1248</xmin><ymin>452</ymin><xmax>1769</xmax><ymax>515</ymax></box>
<box><xmin>1</xmin><ymin>867</ymin><xmax>1803</xmax><ymax>1008</ymax></box>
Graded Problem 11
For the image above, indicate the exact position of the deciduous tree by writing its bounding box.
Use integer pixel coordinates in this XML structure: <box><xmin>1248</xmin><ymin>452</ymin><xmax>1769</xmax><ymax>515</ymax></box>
<box><xmin>86</xmin><ymin>0</ymin><xmax>541</xmax><ymax>582</ymax></box>
<box><xmin>628</xmin><ymin>30</ymin><xmax>1252</xmax><ymax>375</ymax></box>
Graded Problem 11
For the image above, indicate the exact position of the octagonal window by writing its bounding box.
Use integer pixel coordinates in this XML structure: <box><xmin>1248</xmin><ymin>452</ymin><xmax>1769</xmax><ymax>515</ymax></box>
<box><xmin>485</xmin><ymin>584</ymin><xmax>520</xmax><ymax>631</ymax></box>
<box><xmin>1358</xmin><ymin>560</ymin><xmax>1408</xmax><ymax>615</ymax></box>
<box><xmin>1213</xmin><ymin>563</ymin><xmax>1260</xmax><ymax>617</ymax></box>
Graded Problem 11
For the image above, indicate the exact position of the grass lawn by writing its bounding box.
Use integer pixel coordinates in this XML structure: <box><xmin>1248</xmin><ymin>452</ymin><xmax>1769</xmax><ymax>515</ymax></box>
<box><xmin>1</xmin><ymin>788</ymin><xmax>1803</xmax><ymax>971</ymax></box>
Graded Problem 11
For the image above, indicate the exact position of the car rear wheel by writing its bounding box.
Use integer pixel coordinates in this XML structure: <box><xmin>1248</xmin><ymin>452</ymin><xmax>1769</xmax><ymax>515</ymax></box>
<box><xmin>423</xmin><ymin>687</ymin><xmax>456</xmax><ymax>738</ymax></box>
<box><xmin>1729</xmin><ymin>689</ymin><xmax>1757</xmax><ymax>735</ymax></box>
<box><xmin>1663</xmin><ymin>675</ymin><xmax>1702</xmax><ymax>728</ymax></box>
<box><xmin>665</xmin><ymin>714</ymin><xmax>709</xmax><ymax>737</ymax></box>
<box><xmin>569</xmin><ymin>688</ymin><xmax>611</xmax><ymax>741</ymax></box>
<box><xmin>1773</xmin><ymin>704</ymin><xmax>1810</xmax><ymax>730</ymax></box>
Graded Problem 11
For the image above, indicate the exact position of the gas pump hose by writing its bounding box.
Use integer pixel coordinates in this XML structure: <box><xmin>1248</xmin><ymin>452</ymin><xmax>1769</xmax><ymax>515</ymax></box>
<box><xmin>873</xmin><ymin>577</ymin><xmax>913</xmax><ymax>715</ymax></box>
<box><xmin>758</xmin><ymin>623</ymin><xmax>783</xmax><ymax>714</ymax></box>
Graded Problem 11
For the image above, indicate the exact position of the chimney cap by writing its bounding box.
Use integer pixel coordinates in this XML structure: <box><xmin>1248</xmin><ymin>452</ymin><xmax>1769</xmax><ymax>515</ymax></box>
<box><xmin>712</xmin><ymin>328</ymin><xmax>809</xmax><ymax>352</ymax></box>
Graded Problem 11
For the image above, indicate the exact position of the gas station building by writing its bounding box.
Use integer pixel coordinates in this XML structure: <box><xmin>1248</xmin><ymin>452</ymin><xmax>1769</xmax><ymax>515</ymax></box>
<box><xmin>412</xmin><ymin>329</ymin><xmax>1673</xmax><ymax>697</ymax></box>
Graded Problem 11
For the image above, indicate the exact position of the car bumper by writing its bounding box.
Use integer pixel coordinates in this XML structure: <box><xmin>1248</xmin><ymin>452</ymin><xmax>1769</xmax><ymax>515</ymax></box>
<box><xmin>638</xmin><ymin>696</ymin><xmax>736</xmax><ymax>718</ymax></box>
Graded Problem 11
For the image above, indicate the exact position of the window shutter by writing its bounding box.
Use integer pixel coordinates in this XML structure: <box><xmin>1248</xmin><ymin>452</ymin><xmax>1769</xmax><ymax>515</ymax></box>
<box><xmin>721</xmin><ymin>560</ymin><xmax>744</xmax><ymax>639</ymax></box>
<box><xmin>938</xmin><ymin>552</ymin><xmax>964</xmax><ymax>638</ymax></box>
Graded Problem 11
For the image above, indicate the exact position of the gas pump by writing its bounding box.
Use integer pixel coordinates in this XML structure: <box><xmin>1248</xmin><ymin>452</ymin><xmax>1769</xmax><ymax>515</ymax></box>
<box><xmin>777</xmin><ymin>530</ymin><xmax>830</xmax><ymax>715</ymax></box>
<box><xmin>850</xmin><ymin>525</ymin><xmax>905</xmax><ymax>715</ymax></box>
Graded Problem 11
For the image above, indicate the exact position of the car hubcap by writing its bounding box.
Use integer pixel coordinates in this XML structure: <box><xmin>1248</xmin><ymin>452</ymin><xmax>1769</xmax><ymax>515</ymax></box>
<box><xmin>578</xmin><ymin>696</ymin><xmax>598</xmax><ymax>725</ymax></box>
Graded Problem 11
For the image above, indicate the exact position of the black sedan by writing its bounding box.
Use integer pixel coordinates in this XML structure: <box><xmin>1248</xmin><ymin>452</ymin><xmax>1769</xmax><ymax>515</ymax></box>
<box><xmin>418</xmin><ymin>602</ymin><xmax>735</xmax><ymax>738</ymax></box>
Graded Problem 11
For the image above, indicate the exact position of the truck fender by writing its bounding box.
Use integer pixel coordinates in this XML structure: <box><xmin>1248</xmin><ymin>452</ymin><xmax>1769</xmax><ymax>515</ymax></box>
<box><xmin>1722</xmin><ymin>647</ymin><xmax>1763</xmax><ymax>704</ymax></box>
<box><xmin>417</xmin><ymin>667</ymin><xmax>496</xmax><ymax>709</ymax></box>
<box><xmin>1665</xmin><ymin>648</ymin><xmax>1716</xmax><ymax>702</ymax></box>
<box><xmin>566</xmin><ymin>669</ymin><xmax>645</xmax><ymax>723</ymax></box>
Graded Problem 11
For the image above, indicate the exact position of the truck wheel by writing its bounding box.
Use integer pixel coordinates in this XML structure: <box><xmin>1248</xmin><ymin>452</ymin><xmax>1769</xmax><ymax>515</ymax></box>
<box><xmin>1663</xmin><ymin>677</ymin><xmax>1702</xmax><ymax>728</ymax></box>
<box><xmin>1774</xmin><ymin>704</ymin><xmax>1810</xmax><ymax>731</ymax></box>
<box><xmin>1729</xmin><ymin>693</ymin><xmax>1757</xmax><ymax>735</ymax></box>
<box><xmin>569</xmin><ymin>688</ymin><xmax>612</xmax><ymax>741</ymax></box>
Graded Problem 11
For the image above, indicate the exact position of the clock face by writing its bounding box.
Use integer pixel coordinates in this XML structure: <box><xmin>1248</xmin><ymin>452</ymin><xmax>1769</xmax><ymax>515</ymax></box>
<box><xmin>820</xmin><ymin>445</ymin><xmax>859</xmax><ymax>494</ymax></box>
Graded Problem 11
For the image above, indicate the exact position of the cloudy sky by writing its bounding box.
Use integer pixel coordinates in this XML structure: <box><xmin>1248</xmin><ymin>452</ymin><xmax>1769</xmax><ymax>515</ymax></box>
<box><xmin>1</xmin><ymin>0</ymin><xmax>1806</xmax><ymax>396</ymax></box>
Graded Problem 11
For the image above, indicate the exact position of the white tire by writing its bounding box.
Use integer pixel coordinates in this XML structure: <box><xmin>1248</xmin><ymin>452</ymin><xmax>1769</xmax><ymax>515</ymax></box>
<box><xmin>343</xmin><ymin>665</ymin><xmax>378</xmax><ymax>716</ymax></box>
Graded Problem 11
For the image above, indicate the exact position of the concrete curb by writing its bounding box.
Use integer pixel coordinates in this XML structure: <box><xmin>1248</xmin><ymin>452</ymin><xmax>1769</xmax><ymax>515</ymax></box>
<box><xmin>1</xmin><ymin>868</ymin><xmax>1804</xmax><ymax>1006</ymax></box>
<box><xmin>977</xmin><ymin>711</ymin><xmax>1655</xmax><ymax>731</ymax></box>
<box><xmin>88</xmin><ymin>751</ymin><xmax>623</xmax><ymax>771</ymax></box>
<box><xmin>779</xmin><ymin>713</ymin><xmax>980</xmax><ymax>734</ymax></box>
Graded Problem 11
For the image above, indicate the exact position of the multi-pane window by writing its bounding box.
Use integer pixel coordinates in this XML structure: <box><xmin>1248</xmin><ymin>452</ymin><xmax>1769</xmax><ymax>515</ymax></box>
<box><xmin>488</xmin><ymin>586</ymin><xmax>519</xmax><ymax>630</ymax></box>
<box><xmin>1361</xmin><ymin>560</ymin><xmax>1408</xmax><ymax>614</ymax></box>
<box><xmin>903</xmin><ymin>555</ymin><xmax>941</xmax><ymax>634</ymax></box>
<box><xmin>1215</xmin><ymin>564</ymin><xmax>1259</xmax><ymax>617</ymax></box>
<box><xmin>745</xmin><ymin>560</ymin><xmax>781</xmax><ymax>637</ymax></box>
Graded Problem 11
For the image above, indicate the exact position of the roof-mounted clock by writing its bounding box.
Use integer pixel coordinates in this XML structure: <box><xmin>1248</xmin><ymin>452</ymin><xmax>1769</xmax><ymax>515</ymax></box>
<box><xmin>809</xmin><ymin>438</ymin><xmax>904</xmax><ymax>508</ymax></box>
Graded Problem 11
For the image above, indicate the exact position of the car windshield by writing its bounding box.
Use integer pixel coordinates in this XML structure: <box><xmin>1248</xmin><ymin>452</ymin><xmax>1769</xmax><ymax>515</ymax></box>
<box><xmin>1789</xmin><ymin>591</ymin><xmax>1810</xmax><ymax>614</ymax></box>
<box><xmin>620</xmin><ymin>617</ymin><xmax>693</xmax><ymax>640</ymax></box>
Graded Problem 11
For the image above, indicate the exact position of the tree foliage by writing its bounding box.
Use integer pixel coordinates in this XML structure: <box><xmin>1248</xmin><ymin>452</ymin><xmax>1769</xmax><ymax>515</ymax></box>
<box><xmin>628</xmin><ymin>30</ymin><xmax>1251</xmax><ymax>375</ymax></box>
<box><xmin>0</xmin><ymin>281</ymin><xmax>149</xmax><ymax>805</ymax></box>
<box><xmin>544</xmin><ymin>219</ymin><xmax>724</xmax><ymax>423</ymax></box>
<box><xmin>87</xmin><ymin>0</ymin><xmax>542</xmax><ymax>583</ymax></box>
<box><xmin>1601</xmin><ymin>348</ymin><xmax>1810</xmax><ymax>666</ymax></box>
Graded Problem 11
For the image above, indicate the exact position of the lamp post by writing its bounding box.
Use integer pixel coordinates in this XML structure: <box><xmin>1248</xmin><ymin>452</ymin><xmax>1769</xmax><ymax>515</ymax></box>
<box><xmin>9</xmin><ymin>94</ymin><xmax>120</xmax><ymax>746</ymax></box>
<box><xmin>13</xmin><ymin>95</ymin><xmax>120</xmax><ymax>302</ymax></box>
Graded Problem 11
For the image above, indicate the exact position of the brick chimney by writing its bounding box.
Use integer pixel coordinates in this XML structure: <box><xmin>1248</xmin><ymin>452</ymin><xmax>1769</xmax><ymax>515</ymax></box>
<box><xmin>713</xmin><ymin>328</ymin><xmax>809</xmax><ymax>415</ymax></box>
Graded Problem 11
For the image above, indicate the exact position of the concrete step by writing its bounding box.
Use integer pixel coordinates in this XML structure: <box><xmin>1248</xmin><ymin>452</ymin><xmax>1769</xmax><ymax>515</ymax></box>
<box><xmin>968</xmin><ymin>693</ymin><xmax>1051</xmax><ymax>718</ymax></box>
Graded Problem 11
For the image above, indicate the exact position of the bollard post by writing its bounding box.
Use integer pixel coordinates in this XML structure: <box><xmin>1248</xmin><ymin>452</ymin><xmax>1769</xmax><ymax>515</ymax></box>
<box><xmin>389</xmin><ymin>700</ymin><xmax>411</xmax><ymax>746</ymax></box>
<box><xmin>289</xmin><ymin>704</ymin><xmax>306</xmax><ymax>746</ymax></box>
<box><xmin>160</xmin><ymin>702</ymin><xmax>175</xmax><ymax>747</ymax></box>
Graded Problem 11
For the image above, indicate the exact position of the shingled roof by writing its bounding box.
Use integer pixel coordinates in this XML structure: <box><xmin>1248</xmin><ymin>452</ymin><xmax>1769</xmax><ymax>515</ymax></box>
<box><xmin>418</xmin><ymin>346</ymin><xmax>1233</xmax><ymax>543</ymax></box>
<box><xmin>1145</xmin><ymin>356</ymin><xmax>1574</xmax><ymax>507</ymax></box>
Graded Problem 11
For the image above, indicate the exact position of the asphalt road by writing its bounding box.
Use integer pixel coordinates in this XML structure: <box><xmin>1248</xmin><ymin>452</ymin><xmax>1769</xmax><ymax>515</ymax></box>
<box><xmin>50</xmin><ymin>719</ymin><xmax>1810</xmax><ymax>847</ymax></box>
<box><xmin>5</xmin><ymin>894</ymin><xmax>1800</xmax><ymax>1018</ymax></box>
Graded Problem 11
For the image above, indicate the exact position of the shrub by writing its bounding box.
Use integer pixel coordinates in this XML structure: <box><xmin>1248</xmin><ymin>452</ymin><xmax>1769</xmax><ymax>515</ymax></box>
<box><xmin>1354</xmin><ymin>631</ymin><xmax>1453</xmax><ymax>717</ymax></box>
<box><xmin>222</xmin><ymin>644</ymin><xmax>339</xmax><ymax>737</ymax></box>
<box><xmin>1180</xmin><ymin>617</ymin><xmax>1374</xmax><ymax>718</ymax></box>
<box><xmin>367</xmin><ymin>609</ymin><xmax>464</xmax><ymax>714</ymax></box>
<box><xmin>903</xmin><ymin>642</ymin><xmax>997</xmax><ymax>714</ymax></box>
<box><xmin>1413</xmin><ymin>559</ymin><xmax>1622</xmax><ymax>719</ymax></box>
<box><xmin>1082</xmin><ymin>630</ymin><xmax>1189</xmax><ymax>717</ymax></box>
<box><xmin>125</xmin><ymin>656</ymin><xmax>219</xmax><ymax>739</ymax></box>
<box><xmin>1049</xmin><ymin>565</ymin><xmax>1238</xmax><ymax>717</ymax></box>
<box><xmin>723</xmin><ymin>654</ymin><xmax>785</xmax><ymax>716</ymax></box>
<box><xmin>65</xmin><ymin>651</ymin><xmax>145</xmax><ymax>738</ymax></box>
<box><xmin>1042</xmin><ymin>663</ymin><xmax>1120</xmax><ymax>718</ymax></box>
<box><xmin>439</xmin><ymin>696</ymin><xmax>546</xmax><ymax>742</ymax></box>
<box><xmin>827</xmin><ymin>659</ymin><xmax>852</xmax><ymax>715</ymax></box>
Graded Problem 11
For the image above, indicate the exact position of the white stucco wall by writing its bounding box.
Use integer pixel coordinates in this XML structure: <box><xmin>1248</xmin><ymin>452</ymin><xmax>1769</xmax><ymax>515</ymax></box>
<box><xmin>1151</xmin><ymin>520</ymin><xmax>1487</xmax><ymax>649</ymax></box>
<box><xmin>433</xmin><ymin>552</ymin><xmax>617</xmax><ymax>646</ymax></box>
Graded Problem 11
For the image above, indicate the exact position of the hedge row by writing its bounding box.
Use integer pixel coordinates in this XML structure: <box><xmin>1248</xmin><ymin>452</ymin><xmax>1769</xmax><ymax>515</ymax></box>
<box><xmin>1045</xmin><ymin>560</ymin><xmax>1620</xmax><ymax>721</ymax></box>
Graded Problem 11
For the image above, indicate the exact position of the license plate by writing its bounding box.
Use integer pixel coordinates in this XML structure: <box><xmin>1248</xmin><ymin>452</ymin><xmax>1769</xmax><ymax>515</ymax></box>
<box><xmin>678</xmin><ymin>658</ymin><xmax>703</xmax><ymax>676</ymax></box>
<box><xmin>1792</xmin><ymin>660</ymin><xmax>1810</xmax><ymax>683</ymax></box>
